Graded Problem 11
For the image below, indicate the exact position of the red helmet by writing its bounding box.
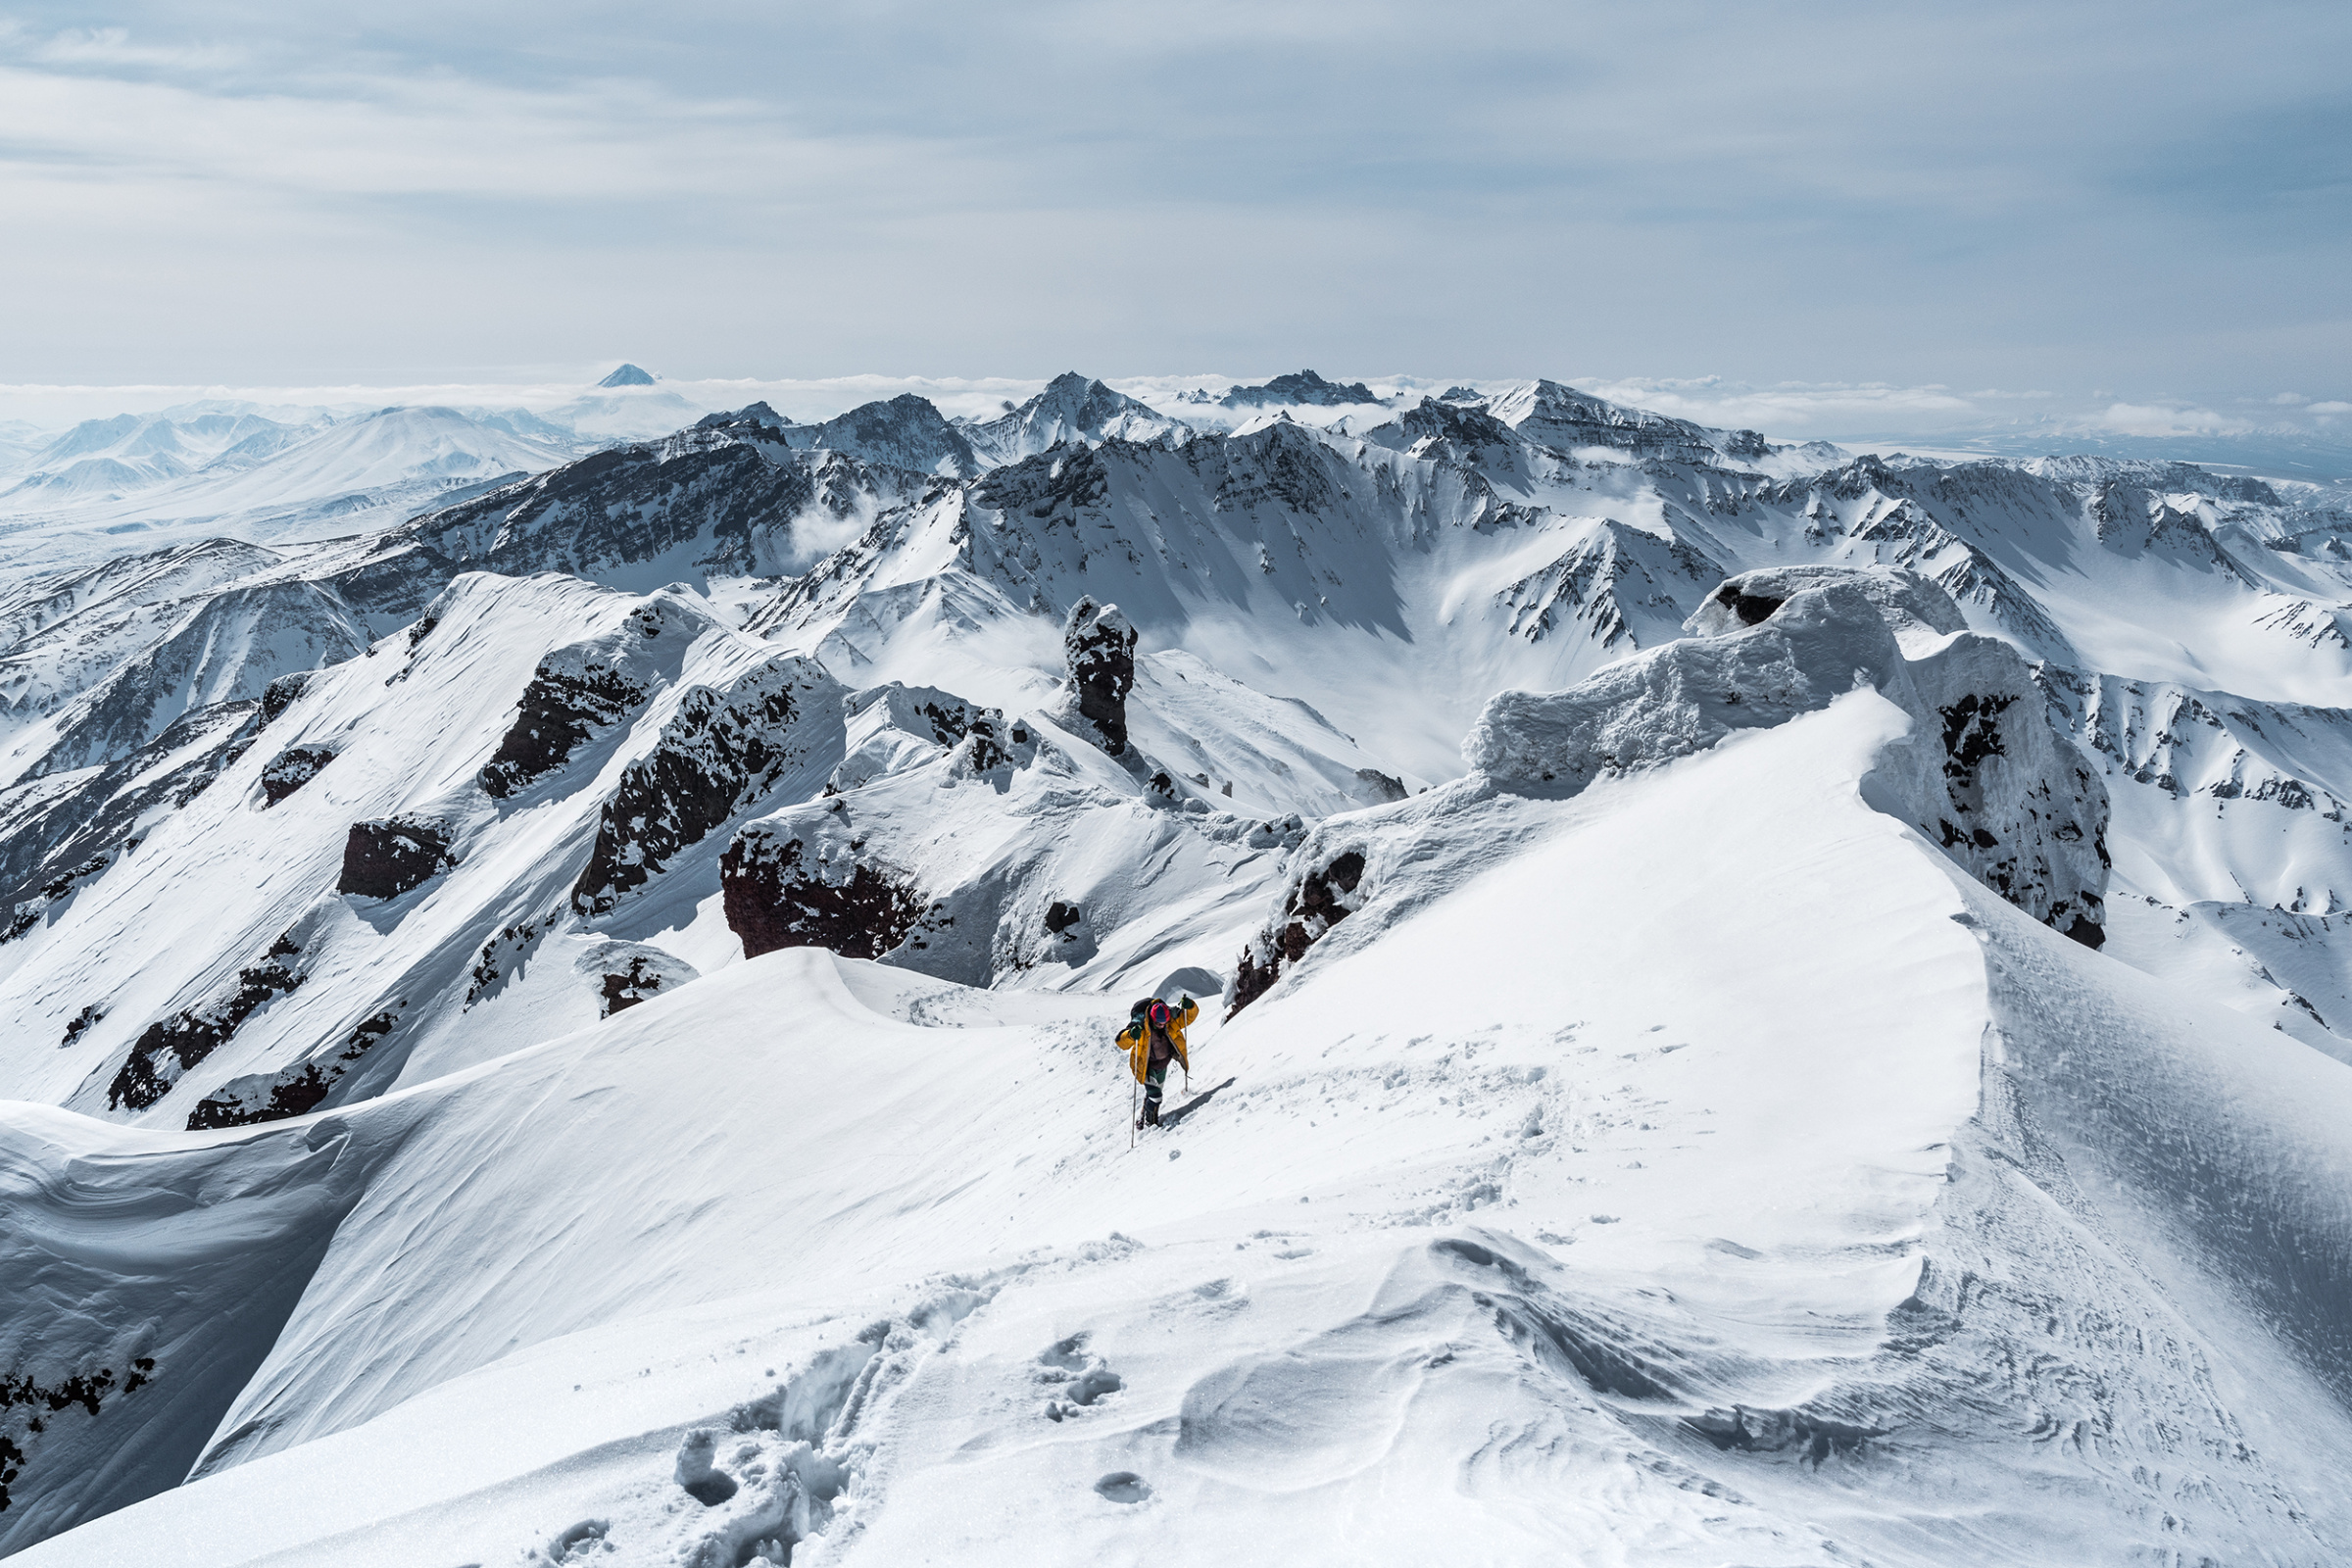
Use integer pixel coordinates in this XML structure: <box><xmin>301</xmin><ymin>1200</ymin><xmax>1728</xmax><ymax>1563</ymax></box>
<box><xmin>1147</xmin><ymin>1000</ymin><xmax>1171</xmax><ymax>1028</ymax></box>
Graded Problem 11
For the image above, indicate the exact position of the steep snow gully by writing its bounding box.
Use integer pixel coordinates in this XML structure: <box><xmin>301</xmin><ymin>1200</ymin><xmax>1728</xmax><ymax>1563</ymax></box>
<box><xmin>3</xmin><ymin>374</ymin><xmax>2352</xmax><ymax>1564</ymax></box>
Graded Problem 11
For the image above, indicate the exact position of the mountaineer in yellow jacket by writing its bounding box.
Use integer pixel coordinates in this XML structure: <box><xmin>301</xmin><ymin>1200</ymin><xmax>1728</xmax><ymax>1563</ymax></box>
<box><xmin>1116</xmin><ymin>995</ymin><xmax>1197</xmax><ymax>1128</ymax></box>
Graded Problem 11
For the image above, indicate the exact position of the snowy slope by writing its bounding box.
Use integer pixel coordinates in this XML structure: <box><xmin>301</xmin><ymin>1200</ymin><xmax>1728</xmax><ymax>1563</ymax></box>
<box><xmin>8</xmin><ymin>370</ymin><xmax>2352</xmax><ymax>1562</ymax></box>
<box><xmin>7</xmin><ymin>686</ymin><xmax>2348</xmax><ymax>1565</ymax></box>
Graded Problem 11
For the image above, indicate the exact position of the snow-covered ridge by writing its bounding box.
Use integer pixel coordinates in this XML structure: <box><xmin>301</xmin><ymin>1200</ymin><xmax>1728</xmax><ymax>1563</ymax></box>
<box><xmin>4</xmin><ymin>368</ymin><xmax>2352</xmax><ymax>1561</ymax></box>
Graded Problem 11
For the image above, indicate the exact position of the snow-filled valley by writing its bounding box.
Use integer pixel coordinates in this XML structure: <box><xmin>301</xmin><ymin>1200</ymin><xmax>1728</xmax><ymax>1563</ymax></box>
<box><xmin>3</xmin><ymin>369</ymin><xmax>2351</xmax><ymax>1565</ymax></box>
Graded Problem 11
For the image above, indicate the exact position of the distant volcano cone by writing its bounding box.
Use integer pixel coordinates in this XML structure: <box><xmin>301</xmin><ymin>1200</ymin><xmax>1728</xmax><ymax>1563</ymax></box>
<box><xmin>597</xmin><ymin>364</ymin><xmax>657</xmax><ymax>388</ymax></box>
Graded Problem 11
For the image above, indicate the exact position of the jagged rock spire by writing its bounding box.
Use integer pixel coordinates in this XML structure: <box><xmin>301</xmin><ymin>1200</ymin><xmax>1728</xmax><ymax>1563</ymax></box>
<box><xmin>1062</xmin><ymin>596</ymin><xmax>1137</xmax><ymax>756</ymax></box>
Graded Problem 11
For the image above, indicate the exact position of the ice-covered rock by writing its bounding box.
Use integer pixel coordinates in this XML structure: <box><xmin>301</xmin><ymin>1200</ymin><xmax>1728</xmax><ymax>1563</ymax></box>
<box><xmin>1682</xmin><ymin>564</ymin><xmax>1968</xmax><ymax>653</ymax></box>
<box><xmin>1466</xmin><ymin>576</ymin><xmax>2108</xmax><ymax>943</ymax></box>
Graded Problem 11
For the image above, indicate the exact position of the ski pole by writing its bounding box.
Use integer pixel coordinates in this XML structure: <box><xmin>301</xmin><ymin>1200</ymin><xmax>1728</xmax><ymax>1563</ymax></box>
<box><xmin>1129</xmin><ymin>1076</ymin><xmax>1137</xmax><ymax>1151</ymax></box>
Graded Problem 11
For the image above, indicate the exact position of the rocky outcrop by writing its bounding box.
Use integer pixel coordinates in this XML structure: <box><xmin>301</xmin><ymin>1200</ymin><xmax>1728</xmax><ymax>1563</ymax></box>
<box><xmin>258</xmin><ymin>746</ymin><xmax>335</xmax><ymax>807</ymax></box>
<box><xmin>183</xmin><ymin>995</ymin><xmax>415</xmax><ymax>1130</ymax></box>
<box><xmin>721</xmin><ymin>818</ymin><xmax>927</xmax><ymax>962</ymax></box>
<box><xmin>3</xmin><ymin>856</ymin><xmax>111</xmax><ymax>944</ymax></box>
<box><xmin>258</xmin><ymin>669</ymin><xmax>314</xmax><ymax>725</ymax></box>
<box><xmin>830</xmin><ymin>684</ymin><xmax>1007</xmax><ymax>794</ymax></box>
<box><xmin>570</xmin><ymin>655</ymin><xmax>846</xmax><ymax>914</ymax></box>
<box><xmin>580</xmin><ymin>941</ymin><xmax>700</xmax><ymax>1017</ymax></box>
<box><xmin>1231</xmin><ymin>849</ymin><xmax>1367</xmax><ymax>1016</ymax></box>
<box><xmin>478</xmin><ymin>601</ymin><xmax>699</xmax><ymax>799</ymax></box>
<box><xmin>107</xmin><ymin>931</ymin><xmax>307</xmax><ymax>1110</ymax></box>
<box><xmin>1062</xmin><ymin>598</ymin><xmax>1137</xmax><ymax>756</ymax></box>
<box><xmin>338</xmin><ymin>816</ymin><xmax>455</xmax><ymax>900</ymax></box>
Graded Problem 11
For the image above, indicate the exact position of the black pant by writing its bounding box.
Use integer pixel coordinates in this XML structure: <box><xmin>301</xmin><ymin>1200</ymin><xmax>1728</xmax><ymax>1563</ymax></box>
<box><xmin>1143</xmin><ymin>1059</ymin><xmax>1169</xmax><ymax>1122</ymax></box>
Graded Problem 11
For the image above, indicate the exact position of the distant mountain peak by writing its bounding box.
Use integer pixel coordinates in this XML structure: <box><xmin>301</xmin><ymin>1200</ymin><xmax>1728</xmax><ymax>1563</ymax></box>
<box><xmin>1220</xmin><ymin>369</ymin><xmax>1382</xmax><ymax>409</ymax></box>
<box><xmin>597</xmin><ymin>364</ymin><xmax>658</xmax><ymax>388</ymax></box>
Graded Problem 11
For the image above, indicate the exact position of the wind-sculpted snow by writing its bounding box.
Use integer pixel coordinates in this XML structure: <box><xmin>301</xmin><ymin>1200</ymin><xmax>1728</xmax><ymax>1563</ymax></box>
<box><xmin>10</xmin><ymin>688</ymin><xmax>2347</xmax><ymax>1564</ymax></box>
<box><xmin>0</xmin><ymin>1105</ymin><xmax>381</xmax><ymax>1553</ymax></box>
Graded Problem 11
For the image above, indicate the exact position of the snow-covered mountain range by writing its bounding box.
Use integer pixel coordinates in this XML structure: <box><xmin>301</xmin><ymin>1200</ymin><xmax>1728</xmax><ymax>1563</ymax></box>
<box><xmin>4</xmin><ymin>368</ymin><xmax>2351</xmax><ymax>1565</ymax></box>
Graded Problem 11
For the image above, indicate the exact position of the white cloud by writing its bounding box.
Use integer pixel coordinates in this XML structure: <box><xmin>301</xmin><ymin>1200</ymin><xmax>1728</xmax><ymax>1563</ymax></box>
<box><xmin>2096</xmin><ymin>402</ymin><xmax>2254</xmax><ymax>438</ymax></box>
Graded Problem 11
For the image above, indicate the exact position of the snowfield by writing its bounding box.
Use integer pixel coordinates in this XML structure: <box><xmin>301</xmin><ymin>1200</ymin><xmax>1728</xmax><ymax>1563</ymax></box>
<box><xmin>2</xmin><ymin>370</ymin><xmax>2350</xmax><ymax>1565</ymax></box>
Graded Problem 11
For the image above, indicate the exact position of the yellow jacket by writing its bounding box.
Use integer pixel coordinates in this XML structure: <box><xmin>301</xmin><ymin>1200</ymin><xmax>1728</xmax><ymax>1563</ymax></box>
<box><xmin>1114</xmin><ymin>997</ymin><xmax>1198</xmax><ymax>1083</ymax></box>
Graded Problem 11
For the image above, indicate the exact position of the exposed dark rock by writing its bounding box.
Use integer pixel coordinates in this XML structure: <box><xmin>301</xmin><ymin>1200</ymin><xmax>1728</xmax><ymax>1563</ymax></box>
<box><xmin>1684</xmin><ymin>1404</ymin><xmax>1886</xmax><ymax>1464</ymax></box>
<box><xmin>258</xmin><ymin>670</ymin><xmax>313</xmax><ymax>726</ymax></box>
<box><xmin>337</xmin><ymin>816</ymin><xmax>454</xmax><ymax>900</ymax></box>
<box><xmin>183</xmin><ymin>1007</ymin><xmax>403</xmax><ymax>1131</ymax></box>
<box><xmin>479</xmin><ymin>659</ymin><xmax>649</xmax><ymax>800</ymax></box>
<box><xmin>258</xmin><ymin>746</ymin><xmax>336</xmax><ymax>807</ymax></box>
<box><xmin>1396</xmin><ymin>398</ymin><xmax>1515</xmax><ymax>455</ymax></box>
<box><xmin>466</xmin><ymin>914</ymin><xmax>555</xmax><ymax>1005</ymax></box>
<box><xmin>108</xmin><ymin>933</ymin><xmax>305</xmax><ymax>1110</ymax></box>
<box><xmin>4</xmin><ymin>856</ymin><xmax>110</xmax><ymax>945</ymax></box>
<box><xmin>1045</xmin><ymin>901</ymin><xmax>1082</xmax><ymax>935</ymax></box>
<box><xmin>1062</xmin><ymin>597</ymin><xmax>1137</xmax><ymax>755</ymax></box>
<box><xmin>1717</xmin><ymin>585</ymin><xmax>1784</xmax><ymax>625</ymax></box>
<box><xmin>582</xmin><ymin>942</ymin><xmax>700</xmax><ymax>1018</ymax></box>
<box><xmin>1938</xmin><ymin>694</ymin><xmax>2015</xmax><ymax>790</ymax></box>
<box><xmin>59</xmin><ymin>1004</ymin><xmax>105</xmax><ymax>1049</ymax></box>
<box><xmin>1354</xmin><ymin>768</ymin><xmax>1408</xmax><ymax>803</ymax></box>
<box><xmin>601</xmin><ymin>959</ymin><xmax>667</xmax><ymax>1016</ymax></box>
<box><xmin>721</xmin><ymin>832</ymin><xmax>926</xmax><ymax>961</ymax></box>
<box><xmin>1228</xmin><ymin>849</ymin><xmax>1367</xmax><ymax>1018</ymax></box>
<box><xmin>571</xmin><ymin>657</ymin><xmax>840</xmax><ymax>914</ymax></box>
<box><xmin>0</xmin><ymin>1357</ymin><xmax>159</xmax><ymax>1514</ymax></box>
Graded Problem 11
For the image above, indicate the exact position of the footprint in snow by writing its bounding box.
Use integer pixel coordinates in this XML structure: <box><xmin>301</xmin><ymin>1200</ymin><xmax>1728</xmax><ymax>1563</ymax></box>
<box><xmin>1094</xmin><ymin>1472</ymin><xmax>1152</xmax><ymax>1503</ymax></box>
<box><xmin>1038</xmin><ymin>1333</ymin><xmax>1123</xmax><ymax>1420</ymax></box>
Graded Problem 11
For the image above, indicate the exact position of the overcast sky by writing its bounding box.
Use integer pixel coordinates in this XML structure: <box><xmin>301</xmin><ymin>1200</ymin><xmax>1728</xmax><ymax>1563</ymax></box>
<box><xmin>1</xmin><ymin>1</ymin><xmax>2344</xmax><ymax>424</ymax></box>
